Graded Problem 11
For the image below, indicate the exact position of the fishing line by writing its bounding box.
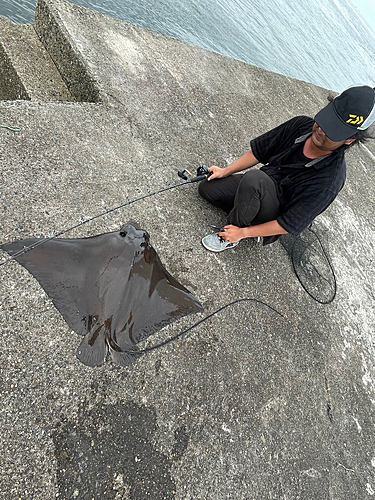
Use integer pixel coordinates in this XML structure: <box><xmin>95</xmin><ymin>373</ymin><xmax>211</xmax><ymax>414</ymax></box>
<box><xmin>0</xmin><ymin>178</ymin><xmax>194</xmax><ymax>268</ymax></box>
<box><xmin>126</xmin><ymin>298</ymin><xmax>284</xmax><ymax>355</ymax></box>
<box><xmin>1</xmin><ymin>170</ymin><xmax>337</xmax><ymax>305</ymax></box>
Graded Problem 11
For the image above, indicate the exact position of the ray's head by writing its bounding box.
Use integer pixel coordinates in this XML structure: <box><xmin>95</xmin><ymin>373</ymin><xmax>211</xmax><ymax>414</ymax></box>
<box><xmin>118</xmin><ymin>222</ymin><xmax>150</xmax><ymax>249</ymax></box>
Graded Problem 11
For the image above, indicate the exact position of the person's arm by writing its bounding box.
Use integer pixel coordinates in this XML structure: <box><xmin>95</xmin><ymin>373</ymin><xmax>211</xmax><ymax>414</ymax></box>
<box><xmin>220</xmin><ymin>220</ymin><xmax>287</xmax><ymax>243</ymax></box>
<box><xmin>209</xmin><ymin>116</ymin><xmax>313</xmax><ymax>182</ymax></box>
<box><xmin>208</xmin><ymin>150</ymin><xmax>259</xmax><ymax>180</ymax></box>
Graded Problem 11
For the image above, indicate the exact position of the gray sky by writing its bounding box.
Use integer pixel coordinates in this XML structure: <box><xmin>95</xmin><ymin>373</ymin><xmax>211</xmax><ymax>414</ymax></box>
<box><xmin>348</xmin><ymin>0</ymin><xmax>375</xmax><ymax>34</ymax></box>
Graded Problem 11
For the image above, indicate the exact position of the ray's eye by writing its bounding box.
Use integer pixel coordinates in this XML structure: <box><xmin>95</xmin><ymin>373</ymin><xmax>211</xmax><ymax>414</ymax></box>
<box><xmin>119</xmin><ymin>231</ymin><xmax>127</xmax><ymax>238</ymax></box>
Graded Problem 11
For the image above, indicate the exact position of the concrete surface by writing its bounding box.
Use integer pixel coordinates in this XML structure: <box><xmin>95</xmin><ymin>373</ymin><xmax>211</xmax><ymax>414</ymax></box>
<box><xmin>0</xmin><ymin>16</ymin><xmax>72</xmax><ymax>102</ymax></box>
<box><xmin>0</xmin><ymin>17</ymin><xmax>29</xmax><ymax>101</ymax></box>
<box><xmin>0</xmin><ymin>0</ymin><xmax>375</xmax><ymax>498</ymax></box>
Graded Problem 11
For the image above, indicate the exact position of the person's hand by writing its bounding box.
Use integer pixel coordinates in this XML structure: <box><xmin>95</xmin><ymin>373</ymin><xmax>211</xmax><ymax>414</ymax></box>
<box><xmin>219</xmin><ymin>225</ymin><xmax>246</xmax><ymax>243</ymax></box>
<box><xmin>207</xmin><ymin>165</ymin><xmax>227</xmax><ymax>180</ymax></box>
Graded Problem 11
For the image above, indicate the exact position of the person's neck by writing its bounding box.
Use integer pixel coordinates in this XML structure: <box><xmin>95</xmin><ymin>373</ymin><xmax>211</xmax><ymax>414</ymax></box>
<box><xmin>303</xmin><ymin>137</ymin><xmax>333</xmax><ymax>159</ymax></box>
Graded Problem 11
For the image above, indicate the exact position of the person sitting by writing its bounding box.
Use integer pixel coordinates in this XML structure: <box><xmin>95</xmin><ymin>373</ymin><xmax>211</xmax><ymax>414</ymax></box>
<box><xmin>199</xmin><ymin>85</ymin><xmax>375</xmax><ymax>252</ymax></box>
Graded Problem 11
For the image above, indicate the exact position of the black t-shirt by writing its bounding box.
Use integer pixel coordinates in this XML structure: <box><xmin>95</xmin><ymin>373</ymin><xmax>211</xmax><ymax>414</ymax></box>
<box><xmin>250</xmin><ymin>116</ymin><xmax>347</xmax><ymax>236</ymax></box>
<box><xmin>283</xmin><ymin>143</ymin><xmax>310</xmax><ymax>165</ymax></box>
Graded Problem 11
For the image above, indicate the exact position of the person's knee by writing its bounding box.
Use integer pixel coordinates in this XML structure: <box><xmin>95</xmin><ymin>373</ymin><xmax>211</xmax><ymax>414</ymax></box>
<box><xmin>235</xmin><ymin>170</ymin><xmax>263</xmax><ymax>201</ymax></box>
<box><xmin>240</xmin><ymin>169</ymin><xmax>265</xmax><ymax>188</ymax></box>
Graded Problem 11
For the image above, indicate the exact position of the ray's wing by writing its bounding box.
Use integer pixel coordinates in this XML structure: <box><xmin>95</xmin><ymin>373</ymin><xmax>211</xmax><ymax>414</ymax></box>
<box><xmin>1</xmin><ymin>232</ymin><xmax>134</xmax><ymax>337</ymax></box>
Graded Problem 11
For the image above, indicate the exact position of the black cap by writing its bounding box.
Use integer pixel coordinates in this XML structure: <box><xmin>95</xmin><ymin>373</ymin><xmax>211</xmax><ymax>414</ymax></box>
<box><xmin>314</xmin><ymin>85</ymin><xmax>375</xmax><ymax>142</ymax></box>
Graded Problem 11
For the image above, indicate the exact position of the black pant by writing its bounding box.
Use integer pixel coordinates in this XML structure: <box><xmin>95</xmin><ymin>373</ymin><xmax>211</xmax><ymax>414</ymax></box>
<box><xmin>198</xmin><ymin>170</ymin><xmax>281</xmax><ymax>227</ymax></box>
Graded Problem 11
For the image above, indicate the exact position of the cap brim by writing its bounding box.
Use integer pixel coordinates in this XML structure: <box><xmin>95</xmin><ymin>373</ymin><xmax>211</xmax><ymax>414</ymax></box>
<box><xmin>314</xmin><ymin>104</ymin><xmax>358</xmax><ymax>142</ymax></box>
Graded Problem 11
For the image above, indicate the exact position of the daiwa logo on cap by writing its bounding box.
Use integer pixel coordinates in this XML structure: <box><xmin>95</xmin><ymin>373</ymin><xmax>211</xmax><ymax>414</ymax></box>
<box><xmin>346</xmin><ymin>115</ymin><xmax>364</xmax><ymax>126</ymax></box>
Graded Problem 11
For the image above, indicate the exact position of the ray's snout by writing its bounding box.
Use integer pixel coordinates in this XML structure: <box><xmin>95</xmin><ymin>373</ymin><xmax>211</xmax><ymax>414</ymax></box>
<box><xmin>119</xmin><ymin>223</ymin><xmax>149</xmax><ymax>243</ymax></box>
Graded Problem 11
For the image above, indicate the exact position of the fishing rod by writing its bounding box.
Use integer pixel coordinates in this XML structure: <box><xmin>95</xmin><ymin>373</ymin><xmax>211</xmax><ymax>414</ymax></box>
<box><xmin>1</xmin><ymin>165</ymin><xmax>336</xmax><ymax>305</ymax></box>
<box><xmin>0</xmin><ymin>165</ymin><xmax>212</xmax><ymax>268</ymax></box>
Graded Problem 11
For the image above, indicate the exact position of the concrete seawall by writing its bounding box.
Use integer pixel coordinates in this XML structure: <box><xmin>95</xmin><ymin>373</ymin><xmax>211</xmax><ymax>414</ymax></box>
<box><xmin>1</xmin><ymin>1</ymin><xmax>375</xmax><ymax>498</ymax></box>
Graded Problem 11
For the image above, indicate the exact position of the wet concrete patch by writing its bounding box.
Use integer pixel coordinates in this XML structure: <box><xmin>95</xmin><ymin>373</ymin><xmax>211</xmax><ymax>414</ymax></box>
<box><xmin>53</xmin><ymin>401</ymin><xmax>176</xmax><ymax>499</ymax></box>
<box><xmin>171</xmin><ymin>425</ymin><xmax>189</xmax><ymax>462</ymax></box>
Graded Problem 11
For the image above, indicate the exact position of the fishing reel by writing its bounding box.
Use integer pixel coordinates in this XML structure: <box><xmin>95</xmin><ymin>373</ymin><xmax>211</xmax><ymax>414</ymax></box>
<box><xmin>178</xmin><ymin>165</ymin><xmax>212</xmax><ymax>183</ymax></box>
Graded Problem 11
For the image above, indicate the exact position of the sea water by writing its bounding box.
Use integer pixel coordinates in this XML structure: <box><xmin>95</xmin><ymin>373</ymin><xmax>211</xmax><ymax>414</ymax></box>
<box><xmin>1</xmin><ymin>0</ymin><xmax>374</xmax><ymax>92</ymax></box>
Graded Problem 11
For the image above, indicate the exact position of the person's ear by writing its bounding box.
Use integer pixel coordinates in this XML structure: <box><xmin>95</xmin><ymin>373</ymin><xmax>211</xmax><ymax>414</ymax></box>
<box><xmin>344</xmin><ymin>137</ymin><xmax>356</xmax><ymax>145</ymax></box>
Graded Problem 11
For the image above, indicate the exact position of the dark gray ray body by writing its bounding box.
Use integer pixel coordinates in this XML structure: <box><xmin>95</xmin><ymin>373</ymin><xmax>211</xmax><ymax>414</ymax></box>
<box><xmin>1</xmin><ymin>223</ymin><xmax>203</xmax><ymax>367</ymax></box>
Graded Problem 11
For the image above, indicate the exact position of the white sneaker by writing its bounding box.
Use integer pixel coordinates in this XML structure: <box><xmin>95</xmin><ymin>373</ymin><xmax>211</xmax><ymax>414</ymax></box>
<box><xmin>201</xmin><ymin>233</ymin><xmax>239</xmax><ymax>252</ymax></box>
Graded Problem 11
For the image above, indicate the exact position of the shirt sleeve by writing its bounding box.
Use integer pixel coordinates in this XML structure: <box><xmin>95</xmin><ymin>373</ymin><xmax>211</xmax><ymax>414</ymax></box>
<box><xmin>251</xmin><ymin>116</ymin><xmax>313</xmax><ymax>164</ymax></box>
